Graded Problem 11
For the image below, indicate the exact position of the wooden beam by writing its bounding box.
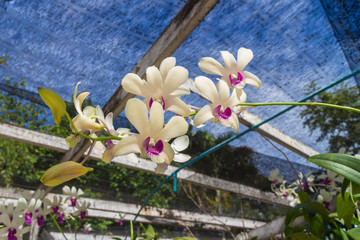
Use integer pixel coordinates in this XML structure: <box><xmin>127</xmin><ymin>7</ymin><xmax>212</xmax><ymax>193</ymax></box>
<box><xmin>184</xmin><ymin>79</ymin><xmax>319</xmax><ymax>158</ymax></box>
<box><xmin>0</xmin><ymin>187</ymin><xmax>265</xmax><ymax>230</ymax></box>
<box><xmin>0</xmin><ymin>122</ymin><xmax>290</xmax><ymax>207</ymax></box>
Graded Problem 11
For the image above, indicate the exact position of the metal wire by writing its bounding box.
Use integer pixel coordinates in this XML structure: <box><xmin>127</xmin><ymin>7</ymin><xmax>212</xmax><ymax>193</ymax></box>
<box><xmin>133</xmin><ymin>68</ymin><xmax>360</xmax><ymax>223</ymax></box>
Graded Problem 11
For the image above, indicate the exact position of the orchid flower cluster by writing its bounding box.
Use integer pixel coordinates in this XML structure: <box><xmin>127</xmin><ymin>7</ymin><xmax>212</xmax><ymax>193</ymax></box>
<box><xmin>269</xmin><ymin>168</ymin><xmax>343</xmax><ymax>209</ymax></box>
<box><xmin>0</xmin><ymin>186</ymin><xmax>91</xmax><ymax>240</ymax></box>
<box><xmin>38</xmin><ymin>47</ymin><xmax>261</xmax><ymax>186</ymax></box>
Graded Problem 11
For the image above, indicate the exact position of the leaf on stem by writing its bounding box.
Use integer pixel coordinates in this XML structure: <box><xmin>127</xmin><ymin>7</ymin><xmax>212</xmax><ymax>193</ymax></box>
<box><xmin>41</xmin><ymin>161</ymin><xmax>93</xmax><ymax>187</ymax></box>
<box><xmin>38</xmin><ymin>88</ymin><xmax>67</xmax><ymax>126</ymax></box>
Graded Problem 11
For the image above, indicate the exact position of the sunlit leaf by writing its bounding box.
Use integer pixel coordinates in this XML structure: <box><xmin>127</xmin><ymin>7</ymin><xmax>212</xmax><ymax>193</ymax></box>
<box><xmin>41</xmin><ymin>161</ymin><xmax>92</xmax><ymax>187</ymax></box>
<box><xmin>38</xmin><ymin>88</ymin><xmax>67</xmax><ymax>126</ymax></box>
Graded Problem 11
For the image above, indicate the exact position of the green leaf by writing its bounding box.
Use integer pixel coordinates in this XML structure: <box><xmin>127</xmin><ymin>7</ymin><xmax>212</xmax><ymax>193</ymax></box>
<box><xmin>298</xmin><ymin>191</ymin><xmax>311</xmax><ymax>204</ymax></box>
<box><xmin>38</xmin><ymin>88</ymin><xmax>67</xmax><ymax>126</ymax></box>
<box><xmin>337</xmin><ymin>193</ymin><xmax>355</xmax><ymax>229</ymax></box>
<box><xmin>287</xmin><ymin>232</ymin><xmax>321</xmax><ymax>240</ymax></box>
<box><xmin>347</xmin><ymin>228</ymin><xmax>360</xmax><ymax>240</ymax></box>
<box><xmin>342</xmin><ymin>178</ymin><xmax>350</xmax><ymax>199</ymax></box>
<box><xmin>307</xmin><ymin>153</ymin><xmax>360</xmax><ymax>185</ymax></box>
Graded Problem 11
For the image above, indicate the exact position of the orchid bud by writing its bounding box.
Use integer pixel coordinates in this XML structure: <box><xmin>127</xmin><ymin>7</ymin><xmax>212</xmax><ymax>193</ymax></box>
<box><xmin>41</xmin><ymin>162</ymin><xmax>93</xmax><ymax>187</ymax></box>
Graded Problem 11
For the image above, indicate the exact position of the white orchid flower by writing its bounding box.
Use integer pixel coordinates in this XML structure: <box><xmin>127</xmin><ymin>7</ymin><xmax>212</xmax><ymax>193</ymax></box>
<box><xmin>0</xmin><ymin>214</ymin><xmax>30</xmax><ymax>239</ymax></box>
<box><xmin>317</xmin><ymin>189</ymin><xmax>336</xmax><ymax>211</ymax></box>
<box><xmin>122</xmin><ymin>57</ymin><xmax>191</xmax><ymax>116</ymax></box>
<box><xmin>0</xmin><ymin>200</ymin><xmax>27</xmax><ymax>219</ymax></box>
<box><xmin>193</xmin><ymin>76</ymin><xmax>246</xmax><ymax>132</ymax></box>
<box><xmin>318</xmin><ymin>169</ymin><xmax>343</xmax><ymax>190</ymax></box>
<box><xmin>62</xmin><ymin>185</ymin><xmax>84</xmax><ymax>207</ymax></box>
<box><xmin>74</xmin><ymin>200</ymin><xmax>91</xmax><ymax>221</ymax></box>
<box><xmin>71</xmin><ymin>82</ymin><xmax>103</xmax><ymax>132</ymax></box>
<box><xmin>268</xmin><ymin>169</ymin><xmax>285</xmax><ymax>185</ymax></box>
<box><xmin>198</xmin><ymin>47</ymin><xmax>261</xmax><ymax>98</ymax></box>
<box><xmin>43</xmin><ymin>195</ymin><xmax>64</xmax><ymax>216</ymax></box>
<box><xmin>103</xmin><ymin>98</ymin><xmax>188</xmax><ymax>173</ymax></box>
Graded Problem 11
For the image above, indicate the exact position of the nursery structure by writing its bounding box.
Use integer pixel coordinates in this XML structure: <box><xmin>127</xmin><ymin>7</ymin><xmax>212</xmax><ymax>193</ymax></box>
<box><xmin>0</xmin><ymin>0</ymin><xmax>359</xmax><ymax>239</ymax></box>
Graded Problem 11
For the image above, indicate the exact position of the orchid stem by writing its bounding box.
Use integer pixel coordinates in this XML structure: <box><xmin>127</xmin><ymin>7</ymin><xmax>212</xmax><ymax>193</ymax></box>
<box><xmin>237</xmin><ymin>102</ymin><xmax>360</xmax><ymax>114</ymax></box>
<box><xmin>81</xmin><ymin>141</ymin><xmax>95</xmax><ymax>165</ymax></box>
<box><xmin>50</xmin><ymin>213</ymin><xmax>68</xmax><ymax>240</ymax></box>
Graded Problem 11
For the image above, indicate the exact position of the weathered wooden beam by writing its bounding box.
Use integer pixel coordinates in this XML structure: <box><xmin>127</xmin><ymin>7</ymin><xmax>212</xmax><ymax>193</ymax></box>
<box><xmin>184</xmin><ymin>79</ymin><xmax>320</xmax><ymax>159</ymax></box>
<box><xmin>0</xmin><ymin>187</ymin><xmax>265</xmax><ymax>230</ymax></box>
<box><xmin>0</xmin><ymin>122</ymin><xmax>290</xmax><ymax>207</ymax></box>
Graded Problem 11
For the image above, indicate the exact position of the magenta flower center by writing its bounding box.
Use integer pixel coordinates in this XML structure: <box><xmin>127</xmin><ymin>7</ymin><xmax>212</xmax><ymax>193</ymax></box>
<box><xmin>59</xmin><ymin>214</ymin><xmax>64</xmax><ymax>224</ymax></box>
<box><xmin>323</xmin><ymin>177</ymin><xmax>331</xmax><ymax>186</ymax></box>
<box><xmin>149</xmin><ymin>96</ymin><xmax>166</xmax><ymax>110</ymax></box>
<box><xmin>25</xmin><ymin>212</ymin><xmax>33</xmax><ymax>224</ymax></box>
<box><xmin>80</xmin><ymin>211</ymin><xmax>86</xmax><ymax>221</ymax></box>
<box><xmin>8</xmin><ymin>228</ymin><xmax>17</xmax><ymax>240</ymax></box>
<box><xmin>71</xmin><ymin>198</ymin><xmax>77</xmax><ymax>207</ymax></box>
<box><xmin>37</xmin><ymin>215</ymin><xmax>44</xmax><ymax>227</ymax></box>
<box><xmin>105</xmin><ymin>140</ymin><xmax>114</xmax><ymax>148</ymax></box>
<box><xmin>303</xmin><ymin>181</ymin><xmax>309</xmax><ymax>191</ymax></box>
<box><xmin>143</xmin><ymin>137</ymin><xmax>164</xmax><ymax>157</ymax></box>
<box><xmin>52</xmin><ymin>206</ymin><xmax>60</xmax><ymax>216</ymax></box>
<box><xmin>214</xmin><ymin>105</ymin><xmax>232</xmax><ymax>120</ymax></box>
<box><xmin>323</xmin><ymin>201</ymin><xmax>330</xmax><ymax>211</ymax></box>
<box><xmin>229</xmin><ymin>72</ymin><xmax>243</xmax><ymax>87</ymax></box>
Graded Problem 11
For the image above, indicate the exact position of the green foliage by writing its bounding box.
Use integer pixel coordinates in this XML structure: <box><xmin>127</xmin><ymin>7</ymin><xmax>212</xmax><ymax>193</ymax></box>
<box><xmin>300</xmin><ymin>82</ymin><xmax>360</xmax><ymax>153</ymax></box>
<box><xmin>308</xmin><ymin>153</ymin><xmax>360</xmax><ymax>185</ymax></box>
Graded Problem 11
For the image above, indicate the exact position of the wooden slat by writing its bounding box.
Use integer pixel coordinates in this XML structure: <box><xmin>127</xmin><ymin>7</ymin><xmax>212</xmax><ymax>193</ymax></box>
<box><xmin>0</xmin><ymin>122</ymin><xmax>290</xmax><ymax>207</ymax></box>
<box><xmin>0</xmin><ymin>187</ymin><xmax>265</xmax><ymax>230</ymax></box>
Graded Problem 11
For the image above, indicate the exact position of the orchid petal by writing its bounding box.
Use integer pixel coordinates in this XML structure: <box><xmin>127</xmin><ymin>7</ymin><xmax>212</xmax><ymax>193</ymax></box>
<box><xmin>198</xmin><ymin>57</ymin><xmax>224</xmax><ymax>76</ymax></box>
<box><xmin>82</xmin><ymin>106</ymin><xmax>96</xmax><ymax>118</ymax></box>
<box><xmin>173</xmin><ymin>153</ymin><xmax>191</xmax><ymax>163</ymax></box>
<box><xmin>171</xmin><ymin>135</ymin><xmax>189</xmax><ymax>152</ymax></box>
<box><xmin>159</xmin><ymin>57</ymin><xmax>176</xmax><ymax>80</ymax></box>
<box><xmin>162</xmin><ymin>141</ymin><xmax>174</xmax><ymax>165</ymax></box>
<box><xmin>146</xmin><ymin>66</ymin><xmax>163</xmax><ymax>88</ymax></box>
<box><xmin>149</xmin><ymin>101</ymin><xmax>164</xmax><ymax>134</ymax></box>
<box><xmin>125</xmin><ymin>98</ymin><xmax>149</xmax><ymax>135</ymax></box>
<box><xmin>237</xmin><ymin>47</ymin><xmax>254</xmax><ymax>70</ymax></box>
<box><xmin>193</xmin><ymin>105</ymin><xmax>214</xmax><ymax>127</ymax></box>
<box><xmin>165</xmin><ymin>96</ymin><xmax>190</xmax><ymax>117</ymax></box>
<box><xmin>156</xmin><ymin>116</ymin><xmax>188</xmax><ymax>141</ymax></box>
<box><xmin>171</xmin><ymin>84</ymin><xmax>190</xmax><ymax>96</ymax></box>
<box><xmin>122</xmin><ymin>73</ymin><xmax>147</xmax><ymax>96</ymax></box>
<box><xmin>163</xmin><ymin>66</ymin><xmax>189</xmax><ymax>93</ymax></box>
<box><xmin>216</xmin><ymin>80</ymin><xmax>230</xmax><ymax>103</ymax></box>
<box><xmin>195</xmin><ymin>76</ymin><xmax>218</xmax><ymax>102</ymax></box>
<box><xmin>220</xmin><ymin>51</ymin><xmax>237</xmax><ymax>70</ymax></box>
<box><xmin>72</xmin><ymin>114</ymin><xmax>103</xmax><ymax>132</ymax></box>
<box><xmin>109</xmin><ymin>135</ymin><xmax>141</xmax><ymax>159</ymax></box>
<box><xmin>219</xmin><ymin>112</ymin><xmax>239</xmax><ymax>132</ymax></box>
<box><xmin>76</xmin><ymin>92</ymin><xmax>90</xmax><ymax>113</ymax></box>
<box><xmin>243</xmin><ymin>71</ymin><xmax>261</xmax><ymax>88</ymax></box>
